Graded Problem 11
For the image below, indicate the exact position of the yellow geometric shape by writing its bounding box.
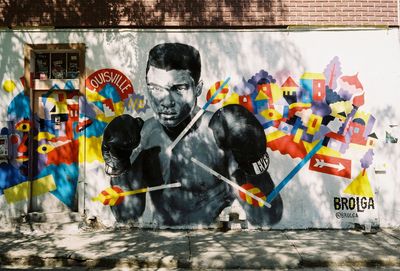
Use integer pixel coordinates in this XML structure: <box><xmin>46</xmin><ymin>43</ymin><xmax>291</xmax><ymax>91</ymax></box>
<box><xmin>306</xmin><ymin>114</ymin><xmax>323</xmax><ymax>135</ymax></box>
<box><xmin>223</xmin><ymin>93</ymin><xmax>240</xmax><ymax>106</ymax></box>
<box><xmin>304</xmin><ymin>141</ymin><xmax>342</xmax><ymax>158</ymax></box>
<box><xmin>255</xmin><ymin>89</ymin><xmax>269</xmax><ymax>101</ymax></box>
<box><xmin>293</xmin><ymin>129</ymin><xmax>303</xmax><ymax>143</ymax></box>
<box><xmin>79</xmin><ymin>136</ymin><xmax>104</xmax><ymax>163</ymax></box>
<box><xmin>4</xmin><ymin>182</ymin><xmax>30</xmax><ymax>203</ymax></box>
<box><xmin>245</xmin><ymin>187</ymin><xmax>266</xmax><ymax>207</ymax></box>
<box><xmin>3</xmin><ymin>79</ymin><xmax>16</xmax><ymax>92</ymax></box>
<box><xmin>260</xmin><ymin>109</ymin><xmax>283</xmax><ymax>121</ymax></box>
<box><xmin>329</xmin><ymin>101</ymin><xmax>353</xmax><ymax>121</ymax></box>
<box><xmin>32</xmin><ymin>175</ymin><xmax>56</xmax><ymax>196</ymax></box>
<box><xmin>54</xmin><ymin>101</ymin><xmax>68</xmax><ymax>114</ymax></box>
<box><xmin>113</xmin><ymin>101</ymin><xmax>126</xmax><ymax>116</ymax></box>
<box><xmin>270</xmin><ymin>83</ymin><xmax>283</xmax><ymax>103</ymax></box>
<box><xmin>301</xmin><ymin>72</ymin><xmax>325</xmax><ymax>80</ymax></box>
<box><xmin>266</xmin><ymin>130</ymin><xmax>286</xmax><ymax>142</ymax></box>
<box><xmin>4</xmin><ymin>175</ymin><xmax>56</xmax><ymax>204</ymax></box>
<box><xmin>353</xmin><ymin>110</ymin><xmax>371</xmax><ymax>123</ymax></box>
<box><xmin>85</xmin><ymin>88</ymin><xmax>106</xmax><ymax>102</ymax></box>
<box><xmin>343</xmin><ymin>170</ymin><xmax>374</xmax><ymax>197</ymax></box>
<box><xmin>288</xmin><ymin>102</ymin><xmax>312</xmax><ymax>110</ymax></box>
<box><xmin>35</xmin><ymin>132</ymin><xmax>56</xmax><ymax>141</ymax></box>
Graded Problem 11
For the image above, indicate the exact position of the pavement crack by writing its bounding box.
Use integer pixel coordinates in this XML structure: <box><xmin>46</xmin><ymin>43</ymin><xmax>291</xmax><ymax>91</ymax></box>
<box><xmin>187</xmin><ymin>230</ymin><xmax>192</xmax><ymax>261</ymax></box>
<box><xmin>284</xmin><ymin>231</ymin><xmax>304</xmax><ymax>268</ymax></box>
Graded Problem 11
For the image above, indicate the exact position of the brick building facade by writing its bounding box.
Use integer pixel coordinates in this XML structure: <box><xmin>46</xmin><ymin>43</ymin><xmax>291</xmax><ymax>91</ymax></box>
<box><xmin>1</xmin><ymin>0</ymin><xmax>398</xmax><ymax>28</ymax></box>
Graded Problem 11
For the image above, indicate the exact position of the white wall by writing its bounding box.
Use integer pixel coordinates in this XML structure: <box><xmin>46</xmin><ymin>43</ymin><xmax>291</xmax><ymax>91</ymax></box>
<box><xmin>0</xmin><ymin>28</ymin><xmax>399</xmax><ymax>229</ymax></box>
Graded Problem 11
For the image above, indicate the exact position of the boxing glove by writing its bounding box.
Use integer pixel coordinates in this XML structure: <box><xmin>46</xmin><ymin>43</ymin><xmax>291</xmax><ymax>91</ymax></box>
<box><xmin>209</xmin><ymin>104</ymin><xmax>270</xmax><ymax>176</ymax></box>
<box><xmin>102</xmin><ymin>114</ymin><xmax>143</xmax><ymax>176</ymax></box>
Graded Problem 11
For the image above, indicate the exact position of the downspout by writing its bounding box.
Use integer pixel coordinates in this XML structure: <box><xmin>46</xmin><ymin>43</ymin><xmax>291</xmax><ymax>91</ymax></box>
<box><xmin>398</xmin><ymin>0</ymin><xmax>400</xmax><ymax>28</ymax></box>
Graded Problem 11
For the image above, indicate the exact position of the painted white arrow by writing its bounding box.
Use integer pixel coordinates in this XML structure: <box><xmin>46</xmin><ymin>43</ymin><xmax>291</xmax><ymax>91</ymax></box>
<box><xmin>314</xmin><ymin>159</ymin><xmax>345</xmax><ymax>171</ymax></box>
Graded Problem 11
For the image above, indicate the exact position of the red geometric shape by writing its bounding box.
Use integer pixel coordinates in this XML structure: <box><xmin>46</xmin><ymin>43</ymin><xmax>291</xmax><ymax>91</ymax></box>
<box><xmin>86</xmin><ymin>69</ymin><xmax>134</xmax><ymax>100</ymax></box>
<box><xmin>312</xmin><ymin>79</ymin><xmax>326</xmax><ymax>102</ymax></box>
<box><xmin>239</xmin><ymin>95</ymin><xmax>254</xmax><ymax>113</ymax></box>
<box><xmin>112</xmin><ymin>186</ymin><xmax>125</xmax><ymax>206</ymax></box>
<box><xmin>341</xmin><ymin>73</ymin><xmax>363</xmax><ymax>90</ymax></box>
<box><xmin>267</xmin><ymin>134</ymin><xmax>307</xmax><ymax>159</ymax></box>
<box><xmin>309</xmin><ymin>153</ymin><xmax>351</xmax><ymax>178</ymax></box>
<box><xmin>10</xmin><ymin>135</ymin><xmax>19</xmax><ymax>145</ymax></box>
<box><xmin>239</xmin><ymin>183</ymin><xmax>266</xmax><ymax>207</ymax></box>
<box><xmin>206</xmin><ymin>80</ymin><xmax>229</xmax><ymax>104</ymax></box>
<box><xmin>281</xmin><ymin>76</ymin><xmax>299</xmax><ymax>88</ymax></box>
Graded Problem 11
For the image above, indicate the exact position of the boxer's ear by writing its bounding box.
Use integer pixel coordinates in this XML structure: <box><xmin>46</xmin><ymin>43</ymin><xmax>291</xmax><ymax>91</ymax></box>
<box><xmin>195</xmin><ymin>80</ymin><xmax>203</xmax><ymax>97</ymax></box>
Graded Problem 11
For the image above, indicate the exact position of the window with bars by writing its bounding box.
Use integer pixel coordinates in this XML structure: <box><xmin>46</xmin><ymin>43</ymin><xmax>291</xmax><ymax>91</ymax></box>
<box><xmin>34</xmin><ymin>52</ymin><xmax>80</xmax><ymax>80</ymax></box>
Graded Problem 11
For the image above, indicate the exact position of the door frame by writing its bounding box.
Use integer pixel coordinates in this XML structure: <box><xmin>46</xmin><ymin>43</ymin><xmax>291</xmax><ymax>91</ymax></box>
<box><xmin>24</xmin><ymin>43</ymin><xmax>86</xmax><ymax>214</ymax></box>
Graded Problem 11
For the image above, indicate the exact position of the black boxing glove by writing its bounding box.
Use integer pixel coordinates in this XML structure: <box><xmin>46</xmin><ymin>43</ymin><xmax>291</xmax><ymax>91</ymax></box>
<box><xmin>102</xmin><ymin>114</ymin><xmax>143</xmax><ymax>176</ymax></box>
<box><xmin>209</xmin><ymin>104</ymin><xmax>270</xmax><ymax>176</ymax></box>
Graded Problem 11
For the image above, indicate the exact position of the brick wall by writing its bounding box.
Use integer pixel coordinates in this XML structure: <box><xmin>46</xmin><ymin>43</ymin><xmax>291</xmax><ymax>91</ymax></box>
<box><xmin>0</xmin><ymin>0</ymin><xmax>398</xmax><ymax>28</ymax></box>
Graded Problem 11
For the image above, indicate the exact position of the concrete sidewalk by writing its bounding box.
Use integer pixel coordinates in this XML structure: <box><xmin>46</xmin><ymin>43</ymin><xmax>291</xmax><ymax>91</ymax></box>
<box><xmin>0</xmin><ymin>227</ymin><xmax>399</xmax><ymax>270</ymax></box>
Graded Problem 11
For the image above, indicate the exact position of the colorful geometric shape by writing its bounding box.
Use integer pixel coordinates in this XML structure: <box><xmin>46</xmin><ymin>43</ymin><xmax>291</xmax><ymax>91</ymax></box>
<box><xmin>3</xmin><ymin>79</ymin><xmax>16</xmax><ymax>92</ymax></box>
<box><xmin>309</xmin><ymin>153</ymin><xmax>351</xmax><ymax>178</ymax></box>
<box><xmin>239</xmin><ymin>183</ymin><xmax>266</xmax><ymax>207</ymax></box>
<box><xmin>343</xmin><ymin>169</ymin><xmax>374</xmax><ymax>197</ymax></box>
<box><xmin>206</xmin><ymin>80</ymin><xmax>229</xmax><ymax>104</ymax></box>
<box><xmin>4</xmin><ymin>174</ymin><xmax>56</xmax><ymax>204</ymax></box>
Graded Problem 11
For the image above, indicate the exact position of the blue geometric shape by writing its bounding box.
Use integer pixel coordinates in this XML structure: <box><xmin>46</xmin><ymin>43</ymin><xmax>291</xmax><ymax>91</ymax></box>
<box><xmin>7</xmin><ymin>92</ymin><xmax>30</xmax><ymax>120</ymax></box>
<box><xmin>80</xmin><ymin>119</ymin><xmax>107</xmax><ymax>137</ymax></box>
<box><xmin>93</xmin><ymin>101</ymin><xmax>104</xmax><ymax>111</ymax></box>
<box><xmin>39</xmin><ymin>163</ymin><xmax>78</xmax><ymax>209</ymax></box>
<box><xmin>99</xmin><ymin>83</ymin><xmax>121</xmax><ymax>103</ymax></box>
<box><xmin>64</xmin><ymin>80</ymin><xmax>76</xmax><ymax>90</ymax></box>
<box><xmin>267</xmin><ymin>140</ymin><xmax>323</xmax><ymax>203</ymax></box>
<box><xmin>0</xmin><ymin>163</ymin><xmax>28</xmax><ymax>195</ymax></box>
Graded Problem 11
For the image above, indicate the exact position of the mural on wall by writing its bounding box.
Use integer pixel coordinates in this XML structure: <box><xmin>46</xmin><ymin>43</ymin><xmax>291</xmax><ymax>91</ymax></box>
<box><xmin>95</xmin><ymin>42</ymin><xmax>282</xmax><ymax>226</ymax></box>
<box><xmin>0</xmin><ymin>41</ymin><xmax>378</xmax><ymax>227</ymax></box>
<box><xmin>0</xmin><ymin>67</ymin><xmax>147</xmax><ymax>210</ymax></box>
<box><xmin>92</xmin><ymin>43</ymin><xmax>378</xmax><ymax>227</ymax></box>
<box><xmin>219</xmin><ymin>57</ymin><xmax>378</xmax><ymax>220</ymax></box>
<box><xmin>0</xmin><ymin>80</ymin><xmax>80</xmax><ymax>208</ymax></box>
<box><xmin>82</xmin><ymin>68</ymin><xmax>147</xmax><ymax>163</ymax></box>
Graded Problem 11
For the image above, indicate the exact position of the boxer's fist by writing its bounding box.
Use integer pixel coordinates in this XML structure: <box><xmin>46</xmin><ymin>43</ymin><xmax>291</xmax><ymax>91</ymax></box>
<box><xmin>209</xmin><ymin>104</ymin><xmax>270</xmax><ymax>176</ymax></box>
<box><xmin>102</xmin><ymin>115</ymin><xmax>143</xmax><ymax>176</ymax></box>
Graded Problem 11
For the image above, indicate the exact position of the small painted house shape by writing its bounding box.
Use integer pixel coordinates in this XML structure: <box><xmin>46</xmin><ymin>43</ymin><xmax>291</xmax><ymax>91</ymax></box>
<box><xmin>281</xmin><ymin>76</ymin><xmax>298</xmax><ymax>104</ymax></box>
<box><xmin>324</xmin><ymin>132</ymin><xmax>348</xmax><ymax>154</ymax></box>
<box><xmin>300</xmin><ymin>72</ymin><xmax>326</xmax><ymax>103</ymax></box>
<box><xmin>367</xmin><ymin>133</ymin><xmax>378</xmax><ymax>147</ymax></box>
<box><xmin>348</xmin><ymin>118</ymin><xmax>367</xmax><ymax>146</ymax></box>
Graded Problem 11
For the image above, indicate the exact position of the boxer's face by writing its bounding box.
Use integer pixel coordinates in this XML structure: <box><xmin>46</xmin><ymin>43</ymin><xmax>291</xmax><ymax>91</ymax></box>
<box><xmin>146</xmin><ymin>66</ymin><xmax>202</xmax><ymax>128</ymax></box>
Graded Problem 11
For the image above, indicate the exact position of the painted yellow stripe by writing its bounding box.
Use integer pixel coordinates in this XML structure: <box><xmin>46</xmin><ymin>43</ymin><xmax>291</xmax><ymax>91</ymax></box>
<box><xmin>35</xmin><ymin>132</ymin><xmax>56</xmax><ymax>141</ymax></box>
<box><xmin>303</xmin><ymin>141</ymin><xmax>342</xmax><ymax>158</ymax></box>
<box><xmin>266</xmin><ymin>130</ymin><xmax>287</xmax><ymax>142</ymax></box>
<box><xmin>4</xmin><ymin>175</ymin><xmax>56</xmax><ymax>204</ymax></box>
<box><xmin>289</xmin><ymin>102</ymin><xmax>312</xmax><ymax>109</ymax></box>
<box><xmin>293</xmin><ymin>129</ymin><xmax>303</xmax><ymax>143</ymax></box>
<box><xmin>301</xmin><ymin>72</ymin><xmax>325</xmax><ymax>80</ymax></box>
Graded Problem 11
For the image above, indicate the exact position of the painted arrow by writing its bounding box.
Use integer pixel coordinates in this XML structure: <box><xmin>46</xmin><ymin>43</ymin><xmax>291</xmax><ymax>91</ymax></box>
<box><xmin>92</xmin><ymin>182</ymin><xmax>182</xmax><ymax>206</ymax></box>
<box><xmin>314</xmin><ymin>159</ymin><xmax>345</xmax><ymax>171</ymax></box>
<box><xmin>191</xmin><ymin>157</ymin><xmax>271</xmax><ymax>208</ymax></box>
<box><xmin>309</xmin><ymin>154</ymin><xmax>352</xmax><ymax>179</ymax></box>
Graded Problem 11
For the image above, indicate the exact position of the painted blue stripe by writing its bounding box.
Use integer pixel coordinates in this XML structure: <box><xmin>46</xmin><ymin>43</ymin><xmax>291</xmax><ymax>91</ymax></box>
<box><xmin>202</xmin><ymin>77</ymin><xmax>231</xmax><ymax>109</ymax></box>
<box><xmin>267</xmin><ymin>139</ymin><xmax>323</xmax><ymax>203</ymax></box>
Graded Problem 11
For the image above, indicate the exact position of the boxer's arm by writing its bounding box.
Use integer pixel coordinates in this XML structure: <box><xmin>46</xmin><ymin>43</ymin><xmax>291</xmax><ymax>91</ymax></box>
<box><xmin>102</xmin><ymin>114</ymin><xmax>146</xmax><ymax>221</ymax></box>
<box><xmin>230</xmin><ymin>167</ymin><xmax>283</xmax><ymax>226</ymax></box>
<box><xmin>109</xmin><ymin>152</ymin><xmax>146</xmax><ymax>222</ymax></box>
<box><xmin>209</xmin><ymin>104</ymin><xmax>283</xmax><ymax>226</ymax></box>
